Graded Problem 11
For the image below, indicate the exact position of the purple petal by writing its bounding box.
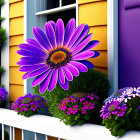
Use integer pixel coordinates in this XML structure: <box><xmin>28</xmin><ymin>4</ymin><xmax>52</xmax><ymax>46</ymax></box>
<box><xmin>48</xmin><ymin>69</ymin><xmax>58</xmax><ymax>91</ymax></box>
<box><xmin>90</xmin><ymin>51</ymin><xmax>100</xmax><ymax>58</ymax></box>
<box><xmin>72</xmin><ymin>51</ymin><xmax>95</xmax><ymax>60</ymax></box>
<box><xmin>81</xmin><ymin>40</ymin><xmax>99</xmax><ymax>52</ymax></box>
<box><xmin>66</xmin><ymin>63</ymin><xmax>79</xmax><ymax>76</ymax></box>
<box><xmin>45</xmin><ymin>22</ymin><xmax>56</xmax><ymax>48</ymax></box>
<box><xmin>19</xmin><ymin>64</ymin><xmax>46</xmax><ymax>72</ymax></box>
<box><xmin>22</xmin><ymin>72</ymin><xmax>29</xmax><ymax>80</ymax></box>
<box><xmin>71</xmin><ymin>33</ymin><xmax>93</xmax><ymax>55</ymax></box>
<box><xmin>20</xmin><ymin>57</ymin><xmax>45</xmax><ymax>63</ymax></box>
<box><xmin>49</xmin><ymin>20</ymin><xmax>55</xmax><ymax>30</ymax></box>
<box><xmin>58</xmin><ymin>78</ymin><xmax>69</xmax><ymax>90</ymax></box>
<box><xmin>69</xmin><ymin>61</ymin><xmax>88</xmax><ymax>72</ymax></box>
<box><xmin>62</xmin><ymin>66</ymin><xmax>73</xmax><ymax>81</ymax></box>
<box><xmin>58</xmin><ymin>67</ymin><xmax>65</xmax><ymax>84</ymax></box>
<box><xmin>71</xmin><ymin>25</ymin><xmax>89</xmax><ymax>50</ymax></box>
<box><xmin>19</xmin><ymin>43</ymin><xmax>47</xmax><ymax>57</ymax></box>
<box><xmin>32</xmin><ymin>69</ymin><xmax>52</xmax><ymax>87</ymax></box>
<box><xmin>78</xmin><ymin>60</ymin><xmax>94</xmax><ymax>68</ymax></box>
<box><xmin>27</xmin><ymin>66</ymin><xmax>50</xmax><ymax>78</ymax></box>
<box><xmin>26</xmin><ymin>38</ymin><xmax>41</xmax><ymax>48</ymax></box>
<box><xmin>55</xmin><ymin>19</ymin><xmax>64</xmax><ymax>48</ymax></box>
<box><xmin>67</xmin><ymin>24</ymin><xmax>85</xmax><ymax>49</ymax></box>
<box><xmin>17</xmin><ymin>50</ymin><xmax>46</xmax><ymax>58</ymax></box>
<box><xmin>33</xmin><ymin>27</ymin><xmax>52</xmax><ymax>51</ymax></box>
<box><xmin>17</xmin><ymin>61</ymin><xmax>44</xmax><ymax>66</ymax></box>
<box><xmin>63</xmin><ymin>18</ymin><xmax>75</xmax><ymax>47</ymax></box>
<box><xmin>39</xmin><ymin>70</ymin><xmax>54</xmax><ymax>93</ymax></box>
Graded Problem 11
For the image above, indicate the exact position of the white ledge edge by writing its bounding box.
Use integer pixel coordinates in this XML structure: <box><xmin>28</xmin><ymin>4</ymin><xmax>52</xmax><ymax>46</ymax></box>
<box><xmin>0</xmin><ymin>109</ymin><xmax>139</xmax><ymax>140</ymax></box>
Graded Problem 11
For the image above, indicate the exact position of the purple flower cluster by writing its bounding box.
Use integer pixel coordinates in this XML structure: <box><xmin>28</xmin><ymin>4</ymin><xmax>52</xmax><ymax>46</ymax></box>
<box><xmin>101</xmin><ymin>87</ymin><xmax>140</xmax><ymax>120</ymax></box>
<box><xmin>58</xmin><ymin>93</ymin><xmax>99</xmax><ymax>116</ymax></box>
<box><xmin>104</xmin><ymin>87</ymin><xmax>140</xmax><ymax>104</ymax></box>
<box><xmin>0</xmin><ymin>87</ymin><xmax>8</xmax><ymax>102</ymax></box>
<box><xmin>100</xmin><ymin>100</ymin><xmax>127</xmax><ymax>119</ymax></box>
<box><xmin>11</xmin><ymin>93</ymin><xmax>47</xmax><ymax>113</ymax></box>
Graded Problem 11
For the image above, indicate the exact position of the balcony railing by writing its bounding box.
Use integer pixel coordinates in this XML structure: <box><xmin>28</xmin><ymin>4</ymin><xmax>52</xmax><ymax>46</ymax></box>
<box><xmin>0</xmin><ymin>108</ymin><xmax>140</xmax><ymax>140</ymax></box>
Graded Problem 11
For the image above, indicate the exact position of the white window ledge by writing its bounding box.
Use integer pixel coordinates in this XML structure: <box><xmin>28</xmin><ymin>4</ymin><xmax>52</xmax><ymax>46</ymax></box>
<box><xmin>0</xmin><ymin>109</ymin><xmax>139</xmax><ymax>140</ymax></box>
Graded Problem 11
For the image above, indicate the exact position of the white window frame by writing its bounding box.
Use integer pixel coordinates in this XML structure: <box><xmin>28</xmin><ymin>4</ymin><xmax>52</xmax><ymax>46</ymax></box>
<box><xmin>107</xmin><ymin>0</ymin><xmax>118</xmax><ymax>95</ymax></box>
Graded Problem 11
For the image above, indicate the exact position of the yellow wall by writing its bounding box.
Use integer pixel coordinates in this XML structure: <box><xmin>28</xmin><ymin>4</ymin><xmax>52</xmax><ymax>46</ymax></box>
<box><xmin>9</xmin><ymin>0</ymin><xmax>24</xmax><ymax>138</ymax></box>
<box><xmin>79</xmin><ymin>0</ymin><xmax>107</xmax><ymax>73</ymax></box>
<box><xmin>9</xmin><ymin>0</ymin><xmax>24</xmax><ymax>101</ymax></box>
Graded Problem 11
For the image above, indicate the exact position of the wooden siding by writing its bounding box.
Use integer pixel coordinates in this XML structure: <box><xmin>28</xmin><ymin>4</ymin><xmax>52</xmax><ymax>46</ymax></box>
<box><xmin>79</xmin><ymin>0</ymin><xmax>107</xmax><ymax>73</ymax></box>
<box><xmin>79</xmin><ymin>0</ymin><xmax>105</xmax><ymax>4</ymax></box>
<box><xmin>9</xmin><ymin>0</ymin><xmax>24</xmax><ymax>103</ymax></box>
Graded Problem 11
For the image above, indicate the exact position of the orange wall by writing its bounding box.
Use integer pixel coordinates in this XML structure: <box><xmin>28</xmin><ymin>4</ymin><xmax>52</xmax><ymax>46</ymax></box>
<box><xmin>79</xmin><ymin>0</ymin><xmax>108</xmax><ymax>73</ymax></box>
<box><xmin>9</xmin><ymin>0</ymin><xmax>24</xmax><ymax>102</ymax></box>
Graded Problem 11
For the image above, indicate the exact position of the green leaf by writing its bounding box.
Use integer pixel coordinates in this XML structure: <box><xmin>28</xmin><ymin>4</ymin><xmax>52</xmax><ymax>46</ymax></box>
<box><xmin>78</xmin><ymin>120</ymin><xmax>85</xmax><ymax>126</ymax></box>
<box><xmin>84</xmin><ymin>114</ymin><xmax>90</xmax><ymax>120</ymax></box>
<box><xmin>75</xmin><ymin>115</ymin><xmax>80</xmax><ymax>121</ymax></box>
<box><xmin>117</xmin><ymin>129</ymin><xmax>125</xmax><ymax>137</ymax></box>
<box><xmin>105</xmin><ymin>122</ymin><xmax>111</xmax><ymax>129</ymax></box>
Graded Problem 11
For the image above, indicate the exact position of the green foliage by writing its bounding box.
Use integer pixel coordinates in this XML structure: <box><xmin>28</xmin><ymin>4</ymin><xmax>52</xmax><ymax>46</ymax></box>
<box><xmin>0</xmin><ymin>16</ymin><xmax>4</xmax><ymax>22</ymax></box>
<box><xmin>102</xmin><ymin>96</ymin><xmax>140</xmax><ymax>137</ymax></box>
<box><xmin>56</xmin><ymin>94</ymin><xmax>100</xmax><ymax>126</ymax></box>
<box><xmin>0</xmin><ymin>66</ymin><xmax>4</xmax><ymax>74</ymax></box>
<box><xmin>17</xmin><ymin>109</ymin><xmax>38</xmax><ymax>117</ymax></box>
<box><xmin>0</xmin><ymin>27</ymin><xmax>6</xmax><ymax>47</ymax></box>
<box><xmin>0</xmin><ymin>0</ymin><xmax>4</xmax><ymax>6</ymax></box>
<box><xmin>33</xmin><ymin>69</ymin><xmax>110</xmax><ymax>120</ymax></box>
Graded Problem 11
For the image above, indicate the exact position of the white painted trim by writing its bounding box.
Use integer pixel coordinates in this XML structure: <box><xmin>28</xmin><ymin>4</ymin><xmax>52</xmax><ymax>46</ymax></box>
<box><xmin>46</xmin><ymin>135</ymin><xmax>48</xmax><ymax>140</ymax></box>
<box><xmin>24</xmin><ymin>0</ymin><xmax>27</xmax><ymax>95</ymax></box>
<box><xmin>76</xmin><ymin>0</ymin><xmax>79</xmax><ymax>27</ymax></box>
<box><xmin>35</xmin><ymin>4</ymin><xmax>76</xmax><ymax>16</ymax></box>
<box><xmin>10</xmin><ymin>126</ymin><xmax>12</xmax><ymax>140</ymax></box>
<box><xmin>59</xmin><ymin>0</ymin><xmax>62</xmax><ymax>7</ymax></box>
<box><xmin>34</xmin><ymin>133</ymin><xmax>37</xmax><ymax>140</ymax></box>
<box><xmin>22</xmin><ymin>129</ymin><xmax>24</xmax><ymax>140</ymax></box>
<box><xmin>1</xmin><ymin>0</ymin><xmax>10</xmax><ymax>105</ymax></box>
<box><xmin>13</xmin><ymin>127</ymin><xmax>15</xmax><ymax>140</ymax></box>
<box><xmin>107</xmin><ymin>0</ymin><xmax>118</xmax><ymax>95</ymax></box>
<box><xmin>2</xmin><ymin>124</ymin><xmax>4</xmax><ymax>140</ymax></box>
<box><xmin>0</xmin><ymin>109</ymin><xmax>140</xmax><ymax>140</ymax></box>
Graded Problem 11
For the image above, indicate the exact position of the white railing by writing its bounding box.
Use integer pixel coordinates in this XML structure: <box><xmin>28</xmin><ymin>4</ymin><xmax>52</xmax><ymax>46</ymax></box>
<box><xmin>0</xmin><ymin>109</ymin><xmax>140</xmax><ymax>140</ymax></box>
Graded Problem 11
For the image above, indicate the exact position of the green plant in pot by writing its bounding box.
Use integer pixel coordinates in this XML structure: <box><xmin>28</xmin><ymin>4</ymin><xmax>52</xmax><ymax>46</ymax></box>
<box><xmin>33</xmin><ymin>69</ymin><xmax>110</xmax><ymax>125</ymax></box>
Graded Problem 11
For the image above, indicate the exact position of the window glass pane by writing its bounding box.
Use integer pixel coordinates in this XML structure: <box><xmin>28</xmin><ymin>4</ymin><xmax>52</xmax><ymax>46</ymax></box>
<box><xmin>47</xmin><ymin>0</ymin><xmax>59</xmax><ymax>10</ymax></box>
<box><xmin>47</xmin><ymin>9</ymin><xmax>76</xmax><ymax>26</ymax></box>
<box><xmin>62</xmin><ymin>0</ymin><xmax>76</xmax><ymax>6</ymax></box>
<box><xmin>37</xmin><ymin>9</ymin><xmax>76</xmax><ymax>28</ymax></box>
<box><xmin>36</xmin><ymin>0</ymin><xmax>59</xmax><ymax>12</ymax></box>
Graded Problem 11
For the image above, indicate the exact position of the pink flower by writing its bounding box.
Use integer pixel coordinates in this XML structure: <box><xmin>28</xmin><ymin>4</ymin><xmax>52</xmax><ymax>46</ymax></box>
<box><xmin>67</xmin><ymin>105</ymin><xmax>78</xmax><ymax>115</ymax></box>
<box><xmin>83</xmin><ymin>101</ymin><xmax>95</xmax><ymax>110</ymax></box>
<box><xmin>58</xmin><ymin>103</ymin><xmax>67</xmax><ymax>111</ymax></box>
<box><xmin>81</xmin><ymin>107</ymin><xmax>87</xmax><ymax>114</ymax></box>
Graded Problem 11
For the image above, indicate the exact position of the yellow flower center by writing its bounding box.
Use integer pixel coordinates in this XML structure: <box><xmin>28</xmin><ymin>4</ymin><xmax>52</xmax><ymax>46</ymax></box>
<box><xmin>50</xmin><ymin>51</ymin><xmax>66</xmax><ymax>64</ymax></box>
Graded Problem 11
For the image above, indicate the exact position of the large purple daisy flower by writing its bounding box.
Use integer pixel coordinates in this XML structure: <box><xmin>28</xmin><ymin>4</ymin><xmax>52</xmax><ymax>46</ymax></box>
<box><xmin>17</xmin><ymin>18</ymin><xmax>100</xmax><ymax>93</ymax></box>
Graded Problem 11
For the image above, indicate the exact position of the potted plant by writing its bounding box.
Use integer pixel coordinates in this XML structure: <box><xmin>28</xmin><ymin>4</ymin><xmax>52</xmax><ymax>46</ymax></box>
<box><xmin>101</xmin><ymin>87</ymin><xmax>140</xmax><ymax>137</ymax></box>
<box><xmin>11</xmin><ymin>93</ymin><xmax>47</xmax><ymax>117</ymax></box>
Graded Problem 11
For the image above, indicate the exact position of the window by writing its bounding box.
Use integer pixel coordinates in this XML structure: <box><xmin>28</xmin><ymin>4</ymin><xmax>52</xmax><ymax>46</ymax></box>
<box><xmin>35</xmin><ymin>0</ymin><xmax>78</xmax><ymax>28</ymax></box>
